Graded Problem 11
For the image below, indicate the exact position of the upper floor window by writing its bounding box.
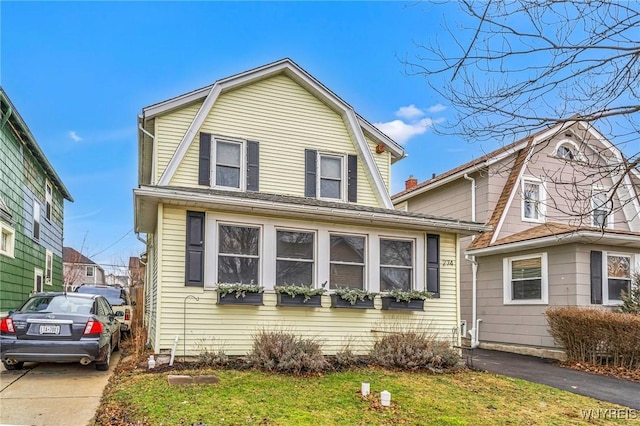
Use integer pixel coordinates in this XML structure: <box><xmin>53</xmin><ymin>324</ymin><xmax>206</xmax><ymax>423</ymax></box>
<box><xmin>592</xmin><ymin>188</ymin><xmax>611</xmax><ymax>228</ymax></box>
<box><xmin>522</xmin><ymin>178</ymin><xmax>545</xmax><ymax>222</ymax></box>
<box><xmin>217</xmin><ymin>224</ymin><xmax>261</xmax><ymax>284</ymax></box>
<box><xmin>45</xmin><ymin>181</ymin><xmax>53</xmax><ymax>221</ymax></box>
<box><xmin>554</xmin><ymin>139</ymin><xmax>580</xmax><ymax>161</ymax></box>
<box><xmin>380</xmin><ymin>238</ymin><xmax>413</xmax><ymax>291</ymax></box>
<box><xmin>319</xmin><ymin>154</ymin><xmax>344</xmax><ymax>200</ymax></box>
<box><xmin>503</xmin><ymin>253</ymin><xmax>548</xmax><ymax>304</ymax></box>
<box><xmin>198</xmin><ymin>133</ymin><xmax>259</xmax><ymax>191</ymax></box>
<box><xmin>215</xmin><ymin>140</ymin><xmax>243</xmax><ymax>189</ymax></box>
<box><xmin>0</xmin><ymin>223</ymin><xmax>15</xmax><ymax>258</ymax></box>
<box><xmin>86</xmin><ymin>266</ymin><xmax>94</xmax><ymax>277</ymax></box>
<box><xmin>276</xmin><ymin>230</ymin><xmax>315</xmax><ymax>286</ymax></box>
<box><xmin>305</xmin><ymin>149</ymin><xmax>357</xmax><ymax>203</ymax></box>
<box><xmin>33</xmin><ymin>201</ymin><xmax>41</xmax><ymax>240</ymax></box>
<box><xmin>329</xmin><ymin>234</ymin><xmax>365</xmax><ymax>289</ymax></box>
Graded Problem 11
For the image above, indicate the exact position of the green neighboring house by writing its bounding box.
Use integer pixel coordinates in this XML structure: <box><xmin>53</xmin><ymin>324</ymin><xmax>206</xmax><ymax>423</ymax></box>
<box><xmin>0</xmin><ymin>87</ymin><xmax>73</xmax><ymax>315</ymax></box>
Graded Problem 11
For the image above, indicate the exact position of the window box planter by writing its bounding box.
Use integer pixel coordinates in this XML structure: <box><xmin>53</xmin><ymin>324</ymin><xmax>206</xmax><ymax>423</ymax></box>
<box><xmin>274</xmin><ymin>285</ymin><xmax>326</xmax><ymax>308</ymax></box>
<box><xmin>216</xmin><ymin>283</ymin><xmax>264</xmax><ymax>306</ymax></box>
<box><xmin>330</xmin><ymin>294</ymin><xmax>375</xmax><ymax>309</ymax></box>
<box><xmin>380</xmin><ymin>296</ymin><xmax>424</xmax><ymax>311</ymax></box>
<box><xmin>277</xmin><ymin>293</ymin><xmax>322</xmax><ymax>307</ymax></box>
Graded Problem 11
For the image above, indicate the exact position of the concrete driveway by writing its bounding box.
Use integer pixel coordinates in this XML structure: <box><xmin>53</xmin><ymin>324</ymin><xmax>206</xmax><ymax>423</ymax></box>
<box><xmin>0</xmin><ymin>353</ymin><xmax>120</xmax><ymax>426</ymax></box>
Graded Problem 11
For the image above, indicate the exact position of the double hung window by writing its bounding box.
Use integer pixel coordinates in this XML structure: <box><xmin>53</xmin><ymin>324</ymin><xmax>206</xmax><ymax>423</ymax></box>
<box><xmin>380</xmin><ymin>239</ymin><xmax>413</xmax><ymax>291</ymax></box>
<box><xmin>329</xmin><ymin>234</ymin><xmax>365</xmax><ymax>289</ymax></box>
<box><xmin>606</xmin><ymin>254</ymin><xmax>631</xmax><ymax>302</ymax></box>
<box><xmin>522</xmin><ymin>178</ymin><xmax>544</xmax><ymax>221</ymax></box>
<box><xmin>504</xmin><ymin>253</ymin><xmax>548</xmax><ymax>304</ymax></box>
<box><xmin>217</xmin><ymin>225</ymin><xmax>261</xmax><ymax>284</ymax></box>
<box><xmin>45</xmin><ymin>181</ymin><xmax>53</xmax><ymax>221</ymax></box>
<box><xmin>592</xmin><ymin>188</ymin><xmax>611</xmax><ymax>228</ymax></box>
<box><xmin>276</xmin><ymin>231</ymin><xmax>314</xmax><ymax>286</ymax></box>
<box><xmin>319</xmin><ymin>155</ymin><xmax>344</xmax><ymax>200</ymax></box>
<box><xmin>215</xmin><ymin>141</ymin><xmax>242</xmax><ymax>189</ymax></box>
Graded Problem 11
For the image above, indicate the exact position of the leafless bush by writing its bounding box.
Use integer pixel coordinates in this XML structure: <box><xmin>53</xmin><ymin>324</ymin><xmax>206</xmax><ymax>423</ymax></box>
<box><xmin>195</xmin><ymin>338</ymin><xmax>228</xmax><ymax>368</ymax></box>
<box><xmin>248</xmin><ymin>329</ymin><xmax>328</xmax><ymax>375</ymax></box>
<box><xmin>547</xmin><ymin>307</ymin><xmax>640</xmax><ymax>369</ymax></box>
<box><xmin>369</xmin><ymin>322</ymin><xmax>460</xmax><ymax>372</ymax></box>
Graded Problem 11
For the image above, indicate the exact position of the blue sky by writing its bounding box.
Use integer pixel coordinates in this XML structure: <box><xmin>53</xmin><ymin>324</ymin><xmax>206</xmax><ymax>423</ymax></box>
<box><xmin>2</xmin><ymin>1</ymin><xmax>494</xmax><ymax>271</ymax></box>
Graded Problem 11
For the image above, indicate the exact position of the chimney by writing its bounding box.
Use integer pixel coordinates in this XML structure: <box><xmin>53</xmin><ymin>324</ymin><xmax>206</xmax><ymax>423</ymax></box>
<box><xmin>405</xmin><ymin>175</ymin><xmax>418</xmax><ymax>190</ymax></box>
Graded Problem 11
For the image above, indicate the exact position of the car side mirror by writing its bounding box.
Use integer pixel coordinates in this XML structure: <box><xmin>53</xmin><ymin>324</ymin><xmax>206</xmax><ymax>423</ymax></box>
<box><xmin>114</xmin><ymin>311</ymin><xmax>125</xmax><ymax>317</ymax></box>
<box><xmin>108</xmin><ymin>313</ymin><xmax>116</xmax><ymax>321</ymax></box>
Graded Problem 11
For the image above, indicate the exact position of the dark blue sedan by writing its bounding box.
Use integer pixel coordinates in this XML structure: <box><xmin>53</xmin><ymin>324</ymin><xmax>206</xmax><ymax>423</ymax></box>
<box><xmin>0</xmin><ymin>292</ymin><xmax>120</xmax><ymax>371</ymax></box>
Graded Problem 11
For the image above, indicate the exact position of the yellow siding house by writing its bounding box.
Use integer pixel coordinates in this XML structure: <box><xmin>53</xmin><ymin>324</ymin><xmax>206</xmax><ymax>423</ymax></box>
<box><xmin>133</xmin><ymin>59</ymin><xmax>488</xmax><ymax>357</ymax></box>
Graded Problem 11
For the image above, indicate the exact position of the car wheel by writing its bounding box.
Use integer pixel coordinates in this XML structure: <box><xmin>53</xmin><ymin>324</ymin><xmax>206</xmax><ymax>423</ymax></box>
<box><xmin>96</xmin><ymin>343</ymin><xmax>111</xmax><ymax>371</ymax></box>
<box><xmin>2</xmin><ymin>361</ymin><xmax>24</xmax><ymax>371</ymax></box>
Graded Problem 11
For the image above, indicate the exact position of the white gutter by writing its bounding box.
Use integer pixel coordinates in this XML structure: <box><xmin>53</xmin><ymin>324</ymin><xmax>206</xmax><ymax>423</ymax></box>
<box><xmin>462</xmin><ymin>173</ymin><xmax>481</xmax><ymax>348</ymax></box>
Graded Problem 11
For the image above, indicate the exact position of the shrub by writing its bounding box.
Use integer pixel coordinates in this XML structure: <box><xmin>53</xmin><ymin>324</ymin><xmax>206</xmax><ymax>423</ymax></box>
<box><xmin>248</xmin><ymin>329</ymin><xmax>328</xmax><ymax>374</ymax></box>
<box><xmin>546</xmin><ymin>307</ymin><xmax>640</xmax><ymax>369</ymax></box>
<box><xmin>332</xmin><ymin>344</ymin><xmax>368</xmax><ymax>370</ymax></box>
<box><xmin>370</xmin><ymin>331</ymin><xmax>460</xmax><ymax>372</ymax></box>
<box><xmin>620</xmin><ymin>272</ymin><xmax>640</xmax><ymax>315</ymax></box>
<box><xmin>195</xmin><ymin>338</ymin><xmax>229</xmax><ymax>368</ymax></box>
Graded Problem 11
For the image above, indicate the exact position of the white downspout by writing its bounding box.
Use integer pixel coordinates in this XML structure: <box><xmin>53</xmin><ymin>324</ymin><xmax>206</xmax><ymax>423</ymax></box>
<box><xmin>463</xmin><ymin>173</ymin><xmax>481</xmax><ymax>348</ymax></box>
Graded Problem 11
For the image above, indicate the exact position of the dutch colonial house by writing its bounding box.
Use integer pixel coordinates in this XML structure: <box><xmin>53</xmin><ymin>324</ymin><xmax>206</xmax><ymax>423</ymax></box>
<box><xmin>0</xmin><ymin>88</ymin><xmax>73</xmax><ymax>315</ymax></box>
<box><xmin>394</xmin><ymin>122</ymin><xmax>640</xmax><ymax>358</ymax></box>
<box><xmin>133</xmin><ymin>59</ymin><xmax>488</xmax><ymax>356</ymax></box>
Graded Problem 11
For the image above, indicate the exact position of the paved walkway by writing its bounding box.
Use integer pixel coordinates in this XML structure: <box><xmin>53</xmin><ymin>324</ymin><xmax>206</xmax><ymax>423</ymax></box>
<box><xmin>471</xmin><ymin>348</ymin><xmax>640</xmax><ymax>410</ymax></box>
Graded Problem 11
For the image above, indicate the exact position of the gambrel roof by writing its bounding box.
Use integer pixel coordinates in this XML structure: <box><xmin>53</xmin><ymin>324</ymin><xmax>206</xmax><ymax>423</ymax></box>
<box><xmin>138</xmin><ymin>59</ymin><xmax>405</xmax><ymax>209</ymax></box>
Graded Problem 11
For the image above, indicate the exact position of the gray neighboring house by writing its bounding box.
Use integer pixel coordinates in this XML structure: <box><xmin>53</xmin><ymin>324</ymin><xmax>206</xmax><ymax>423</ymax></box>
<box><xmin>62</xmin><ymin>246</ymin><xmax>106</xmax><ymax>290</ymax></box>
<box><xmin>393</xmin><ymin>121</ymin><xmax>640</xmax><ymax>358</ymax></box>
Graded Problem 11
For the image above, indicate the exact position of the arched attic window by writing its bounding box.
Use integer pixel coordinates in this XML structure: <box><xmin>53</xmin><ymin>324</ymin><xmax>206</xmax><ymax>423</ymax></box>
<box><xmin>554</xmin><ymin>139</ymin><xmax>579</xmax><ymax>160</ymax></box>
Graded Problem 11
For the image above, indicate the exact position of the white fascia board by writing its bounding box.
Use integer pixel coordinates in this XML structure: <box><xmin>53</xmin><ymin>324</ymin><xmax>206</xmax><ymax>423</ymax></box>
<box><xmin>134</xmin><ymin>186</ymin><xmax>490</xmax><ymax>234</ymax></box>
<box><xmin>467</xmin><ymin>231</ymin><xmax>640</xmax><ymax>256</ymax></box>
<box><xmin>344</xmin><ymin>110</ymin><xmax>394</xmax><ymax>209</ymax></box>
<box><xmin>157</xmin><ymin>84</ymin><xmax>222</xmax><ymax>186</ymax></box>
<box><xmin>143</xmin><ymin>86</ymin><xmax>212</xmax><ymax>119</ymax></box>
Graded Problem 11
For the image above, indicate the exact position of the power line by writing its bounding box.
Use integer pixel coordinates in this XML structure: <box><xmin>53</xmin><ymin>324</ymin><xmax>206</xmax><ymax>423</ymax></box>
<box><xmin>90</xmin><ymin>228</ymin><xmax>134</xmax><ymax>257</ymax></box>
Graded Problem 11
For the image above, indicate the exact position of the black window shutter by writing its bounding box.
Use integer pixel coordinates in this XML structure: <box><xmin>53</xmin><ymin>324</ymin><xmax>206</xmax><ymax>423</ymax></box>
<box><xmin>426</xmin><ymin>234</ymin><xmax>440</xmax><ymax>297</ymax></box>
<box><xmin>348</xmin><ymin>154</ymin><xmax>357</xmax><ymax>202</ymax></box>
<box><xmin>305</xmin><ymin>149</ymin><xmax>317</xmax><ymax>197</ymax></box>
<box><xmin>185</xmin><ymin>211</ymin><xmax>205</xmax><ymax>287</ymax></box>
<box><xmin>246</xmin><ymin>140</ymin><xmax>259</xmax><ymax>191</ymax></box>
<box><xmin>198</xmin><ymin>133</ymin><xmax>211</xmax><ymax>186</ymax></box>
<box><xmin>590</xmin><ymin>250</ymin><xmax>603</xmax><ymax>304</ymax></box>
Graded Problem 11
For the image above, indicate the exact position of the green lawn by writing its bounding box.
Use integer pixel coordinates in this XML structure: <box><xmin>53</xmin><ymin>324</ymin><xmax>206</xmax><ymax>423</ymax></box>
<box><xmin>98</xmin><ymin>368</ymin><xmax>630</xmax><ymax>425</ymax></box>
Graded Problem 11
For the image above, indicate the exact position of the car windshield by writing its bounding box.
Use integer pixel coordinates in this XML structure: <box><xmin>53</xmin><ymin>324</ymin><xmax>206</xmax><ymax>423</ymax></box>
<box><xmin>21</xmin><ymin>295</ymin><xmax>94</xmax><ymax>314</ymax></box>
<box><xmin>76</xmin><ymin>286</ymin><xmax>126</xmax><ymax>306</ymax></box>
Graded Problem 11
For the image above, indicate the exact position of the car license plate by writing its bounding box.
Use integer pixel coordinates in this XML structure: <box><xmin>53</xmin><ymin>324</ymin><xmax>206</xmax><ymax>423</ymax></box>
<box><xmin>39</xmin><ymin>325</ymin><xmax>60</xmax><ymax>334</ymax></box>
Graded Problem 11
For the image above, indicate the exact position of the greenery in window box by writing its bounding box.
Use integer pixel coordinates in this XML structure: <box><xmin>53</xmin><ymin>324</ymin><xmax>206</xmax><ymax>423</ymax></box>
<box><xmin>274</xmin><ymin>284</ymin><xmax>326</xmax><ymax>302</ymax></box>
<box><xmin>333</xmin><ymin>287</ymin><xmax>378</xmax><ymax>305</ymax></box>
<box><xmin>216</xmin><ymin>282</ymin><xmax>264</xmax><ymax>299</ymax></box>
<box><xmin>384</xmin><ymin>288</ymin><xmax>432</xmax><ymax>303</ymax></box>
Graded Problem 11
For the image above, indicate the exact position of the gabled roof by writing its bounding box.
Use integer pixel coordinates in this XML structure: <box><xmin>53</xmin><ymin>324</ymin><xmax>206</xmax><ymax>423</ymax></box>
<box><xmin>63</xmin><ymin>247</ymin><xmax>97</xmax><ymax>265</ymax></box>
<box><xmin>0</xmin><ymin>87</ymin><xmax>73</xmax><ymax>202</ymax></box>
<box><xmin>138</xmin><ymin>59</ymin><xmax>404</xmax><ymax>209</ymax></box>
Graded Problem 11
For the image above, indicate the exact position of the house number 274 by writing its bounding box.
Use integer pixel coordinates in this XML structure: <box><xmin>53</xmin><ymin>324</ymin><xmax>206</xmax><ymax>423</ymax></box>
<box><xmin>442</xmin><ymin>260</ymin><xmax>454</xmax><ymax>267</ymax></box>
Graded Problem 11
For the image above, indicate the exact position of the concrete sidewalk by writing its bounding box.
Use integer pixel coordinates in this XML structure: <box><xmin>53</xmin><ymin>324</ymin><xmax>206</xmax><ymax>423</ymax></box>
<box><xmin>0</xmin><ymin>352</ymin><xmax>120</xmax><ymax>426</ymax></box>
<box><xmin>471</xmin><ymin>348</ymin><xmax>640</xmax><ymax>410</ymax></box>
